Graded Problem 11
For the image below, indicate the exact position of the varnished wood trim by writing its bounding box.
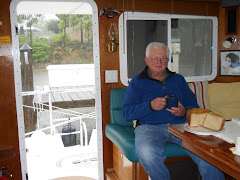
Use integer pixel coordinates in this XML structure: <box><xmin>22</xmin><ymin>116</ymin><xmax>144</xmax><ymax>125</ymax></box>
<box><xmin>132</xmin><ymin>163</ymin><xmax>136</xmax><ymax>180</ymax></box>
<box><xmin>106</xmin><ymin>168</ymin><xmax>119</xmax><ymax>180</ymax></box>
<box><xmin>164</xmin><ymin>156</ymin><xmax>191</xmax><ymax>163</ymax></box>
<box><xmin>134</xmin><ymin>162</ymin><xmax>148</xmax><ymax>180</ymax></box>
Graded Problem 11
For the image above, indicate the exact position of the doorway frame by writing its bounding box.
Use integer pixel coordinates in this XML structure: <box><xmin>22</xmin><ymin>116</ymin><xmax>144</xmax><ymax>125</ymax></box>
<box><xmin>9</xmin><ymin>0</ymin><xmax>103</xmax><ymax>179</ymax></box>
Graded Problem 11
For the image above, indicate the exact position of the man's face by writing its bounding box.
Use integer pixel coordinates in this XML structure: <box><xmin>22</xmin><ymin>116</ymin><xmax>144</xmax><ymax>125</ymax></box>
<box><xmin>145</xmin><ymin>47</ymin><xmax>169</xmax><ymax>75</ymax></box>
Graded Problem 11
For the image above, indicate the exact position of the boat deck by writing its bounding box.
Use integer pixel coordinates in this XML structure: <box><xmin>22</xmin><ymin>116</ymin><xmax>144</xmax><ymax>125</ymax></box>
<box><xmin>48</xmin><ymin>85</ymin><xmax>95</xmax><ymax>103</ymax></box>
<box><xmin>22</xmin><ymin>85</ymin><xmax>95</xmax><ymax>110</ymax></box>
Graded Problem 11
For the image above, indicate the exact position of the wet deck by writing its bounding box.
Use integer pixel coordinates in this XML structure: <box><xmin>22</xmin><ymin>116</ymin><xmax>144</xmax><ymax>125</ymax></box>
<box><xmin>49</xmin><ymin>85</ymin><xmax>95</xmax><ymax>103</ymax></box>
<box><xmin>22</xmin><ymin>85</ymin><xmax>95</xmax><ymax>109</ymax></box>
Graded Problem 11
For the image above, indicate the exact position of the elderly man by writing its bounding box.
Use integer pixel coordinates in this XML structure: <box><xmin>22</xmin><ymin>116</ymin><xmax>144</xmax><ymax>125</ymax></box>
<box><xmin>122</xmin><ymin>42</ymin><xmax>224</xmax><ymax>180</ymax></box>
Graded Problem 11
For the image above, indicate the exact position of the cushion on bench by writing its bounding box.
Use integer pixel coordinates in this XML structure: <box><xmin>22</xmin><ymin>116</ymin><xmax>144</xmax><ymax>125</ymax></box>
<box><xmin>105</xmin><ymin>124</ymin><xmax>188</xmax><ymax>162</ymax></box>
<box><xmin>105</xmin><ymin>124</ymin><xmax>138</xmax><ymax>162</ymax></box>
<box><xmin>208</xmin><ymin>82</ymin><xmax>240</xmax><ymax>120</ymax></box>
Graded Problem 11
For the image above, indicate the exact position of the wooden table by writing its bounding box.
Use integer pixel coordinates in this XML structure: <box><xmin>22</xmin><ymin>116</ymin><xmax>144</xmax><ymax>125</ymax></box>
<box><xmin>168</xmin><ymin>123</ymin><xmax>240</xmax><ymax>180</ymax></box>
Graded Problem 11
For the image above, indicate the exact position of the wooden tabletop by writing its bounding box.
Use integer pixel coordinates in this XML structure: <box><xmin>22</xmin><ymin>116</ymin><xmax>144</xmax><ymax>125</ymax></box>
<box><xmin>168</xmin><ymin>123</ymin><xmax>240</xmax><ymax>180</ymax></box>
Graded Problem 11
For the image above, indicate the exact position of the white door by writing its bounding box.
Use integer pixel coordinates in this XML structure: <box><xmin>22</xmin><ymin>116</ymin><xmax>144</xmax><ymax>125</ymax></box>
<box><xmin>10</xmin><ymin>0</ymin><xmax>103</xmax><ymax>179</ymax></box>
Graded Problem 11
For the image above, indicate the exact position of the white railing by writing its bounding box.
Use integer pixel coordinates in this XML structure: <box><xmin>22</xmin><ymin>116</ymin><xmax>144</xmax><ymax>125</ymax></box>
<box><xmin>22</xmin><ymin>87</ymin><xmax>96</xmax><ymax>146</ymax></box>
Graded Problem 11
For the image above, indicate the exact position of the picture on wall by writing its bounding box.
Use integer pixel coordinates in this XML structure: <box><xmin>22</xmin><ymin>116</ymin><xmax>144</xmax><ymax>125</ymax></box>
<box><xmin>220</xmin><ymin>50</ymin><xmax>240</xmax><ymax>76</ymax></box>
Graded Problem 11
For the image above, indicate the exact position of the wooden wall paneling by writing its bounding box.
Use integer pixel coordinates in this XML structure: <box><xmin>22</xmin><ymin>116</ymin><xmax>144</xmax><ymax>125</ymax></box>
<box><xmin>97</xmin><ymin>0</ymin><xmax>127</xmax><ymax>178</ymax></box>
<box><xmin>172</xmin><ymin>0</ymin><xmax>220</xmax><ymax>1</ymax></box>
<box><xmin>172</xmin><ymin>1</ymin><xmax>219</xmax><ymax>16</ymax></box>
<box><xmin>130</xmin><ymin>0</ymin><xmax>171</xmax><ymax>14</ymax></box>
<box><xmin>116</xmin><ymin>0</ymin><xmax>219</xmax><ymax>16</ymax></box>
<box><xmin>214</xmin><ymin>3</ymin><xmax>240</xmax><ymax>83</ymax></box>
<box><xmin>0</xmin><ymin>0</ymin><xmax>22</xmax><ymax>179</ymax></box>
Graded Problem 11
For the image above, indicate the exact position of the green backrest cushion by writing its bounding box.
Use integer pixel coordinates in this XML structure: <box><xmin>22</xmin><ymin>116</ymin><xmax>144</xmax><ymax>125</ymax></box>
<box><xmin>110</xmin><ymin>88</ymin><xmax>133</xmax><ymax>127</ymax></box>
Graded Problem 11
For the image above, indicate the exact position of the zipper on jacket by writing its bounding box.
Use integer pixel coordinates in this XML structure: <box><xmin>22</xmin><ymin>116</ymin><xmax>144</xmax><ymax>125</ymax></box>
<box><xmin>163</xmin><ymin>72</ymin><xmax>173</xmax><ymax>97</ymax></box>
<box><xmin>158</xmin><ymin>81</ymin><xmax>165</xmax><ymax>97</ymax></box>
<box><xmin>163</xmin><ymin>85</ymin><xmax>165</xmax><ymax>96</ymax></box>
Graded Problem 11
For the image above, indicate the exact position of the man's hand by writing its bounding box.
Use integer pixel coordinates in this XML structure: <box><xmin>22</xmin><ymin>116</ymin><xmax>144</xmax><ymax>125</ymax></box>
<box><xmin>166</xmin><ymin>101</ymin><xmax>186</xmax><ymax>117</ymax></box>
<box><xmin>150</xmin><ymin>96</ymin><xmax>167</xmax><ymax>111</ymax></box>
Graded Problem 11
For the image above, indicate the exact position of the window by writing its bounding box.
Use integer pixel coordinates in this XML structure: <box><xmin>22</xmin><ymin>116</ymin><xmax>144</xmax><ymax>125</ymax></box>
<box><xmin>119</xmin><ymin>12</ymin><xmax>218</xmax><ymax>86</ymax></box>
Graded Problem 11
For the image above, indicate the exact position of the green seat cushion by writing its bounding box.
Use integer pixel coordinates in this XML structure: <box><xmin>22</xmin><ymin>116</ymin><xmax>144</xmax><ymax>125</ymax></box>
<box><xmin>105</xmin><ymin>124</ymin><xmax>138</xmax><ymax>162</ymax></box>
<box><xmin>105</xmin><ymin>124</ymin><xmax>188</xmax><ymax>162</ymax></box>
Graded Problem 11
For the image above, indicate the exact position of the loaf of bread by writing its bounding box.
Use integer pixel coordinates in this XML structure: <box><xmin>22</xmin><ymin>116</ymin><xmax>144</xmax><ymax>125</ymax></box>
<box><xmin>186</xmin><ymin>108</ymin><xmax>211</xmax><ymax>127</ymax></box>
<box><xmin>186</xmin><ymin>108</ymin><xmax>225</xmax><ymax>131</ymax></box>
<box><xmin>203</xmin><ymin>112</ymin><xmax>225</xmax><ymax>131</ymax></box>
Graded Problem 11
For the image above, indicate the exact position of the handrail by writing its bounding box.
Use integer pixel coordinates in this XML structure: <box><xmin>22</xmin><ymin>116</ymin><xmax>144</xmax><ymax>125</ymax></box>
<box><xmin>23</xmin><ymin>87</ymin><xmax>96</xmax><ymax>146</ymax></box>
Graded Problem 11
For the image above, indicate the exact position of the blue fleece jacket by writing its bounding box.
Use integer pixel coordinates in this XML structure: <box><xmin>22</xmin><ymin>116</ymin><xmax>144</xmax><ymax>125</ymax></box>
<box><xmin>122</xmin><ymin>67</ymin><xmax>199</xmax><ymax>125</ymax></box>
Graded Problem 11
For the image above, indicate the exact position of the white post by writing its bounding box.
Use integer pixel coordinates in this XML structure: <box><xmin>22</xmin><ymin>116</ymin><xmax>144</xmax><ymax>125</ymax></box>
<box><xmin>48</xmin><ymin>91</ymin><xmax>54</xmax><ymax>135</ymax></box>
<box><xmin>80</xmin><ymin>117</ymin><xmax>83</xmax><ymax>146</ymax></box>
<box><xmin>44</xmin><ymin>85</ymin><xmax>54</xmax><ymax>135</ymax></box>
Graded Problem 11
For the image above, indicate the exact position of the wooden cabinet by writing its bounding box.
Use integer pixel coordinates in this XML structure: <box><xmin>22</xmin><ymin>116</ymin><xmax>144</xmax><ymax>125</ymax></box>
<box><xmin>110</xmin><ymin>144</ymin><xmax>148</xmax><ymax>180</ymax></box>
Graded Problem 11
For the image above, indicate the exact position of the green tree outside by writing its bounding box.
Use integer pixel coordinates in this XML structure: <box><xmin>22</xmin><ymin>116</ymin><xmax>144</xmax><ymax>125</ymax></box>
<box><xmin>18</xmin><ymin>14</ymin><xmax>41</xmax><ymax>46</ymax></box>
<box><xmin>18</xmin><ymin>14</ymin><xmax>93</xmax><ymax>65</ymax></box>
<box><xmin>32</xmin><ymin>38</ymin><xmax>50</xmax><ymax>63</ymax></box>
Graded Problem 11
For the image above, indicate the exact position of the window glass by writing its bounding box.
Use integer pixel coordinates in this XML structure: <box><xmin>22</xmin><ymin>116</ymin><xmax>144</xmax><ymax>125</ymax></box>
<box><xmin>171</xmin><ymin>19</ymin><xmax>213</xmax><ymax>77</ymax></box>
<box><xmin>127</xmin><ymin>20</ymin><xmax>168</xmax><ymax>78</ymax></box>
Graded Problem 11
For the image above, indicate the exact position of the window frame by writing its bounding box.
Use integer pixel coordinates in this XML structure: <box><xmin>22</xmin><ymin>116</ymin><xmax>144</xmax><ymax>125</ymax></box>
<box><xmin>119</xmin><ymin>11</ymin><xmax>218</xmax><ymax>86</ymax></box>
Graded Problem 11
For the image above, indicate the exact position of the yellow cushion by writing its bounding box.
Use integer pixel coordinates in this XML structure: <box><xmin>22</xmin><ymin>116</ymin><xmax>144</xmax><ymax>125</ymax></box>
<box><xmin>208</xmin><ymin>82</ymin><xmax>240</xmax><ymax>120</ymax></box>
<box><xmin>133</xmin><ymin>120</ymin><xmax>137</xmax><ymax>128</ymax></box>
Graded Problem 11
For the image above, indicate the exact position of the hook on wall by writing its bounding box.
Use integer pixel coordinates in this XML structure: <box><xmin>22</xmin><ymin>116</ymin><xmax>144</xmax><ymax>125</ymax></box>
<box><xmin>99</xmin><ymin>7</ymin><xmax>120</xmax><ymax>18</ymax></box>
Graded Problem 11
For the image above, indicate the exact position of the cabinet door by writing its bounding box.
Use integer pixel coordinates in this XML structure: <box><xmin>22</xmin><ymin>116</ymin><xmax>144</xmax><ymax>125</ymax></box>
<box><xmin>113</xmin><ymin>144</ymin><xmax>133</xmax><ymax>180</ymax></box>
<box><xmin>113</xmin><ymin>144</ymin><xmax>148</xmax><ymax>180</ymax></box>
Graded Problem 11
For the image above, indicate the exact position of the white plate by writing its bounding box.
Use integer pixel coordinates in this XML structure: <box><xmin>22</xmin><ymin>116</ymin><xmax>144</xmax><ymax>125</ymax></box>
<box><xmin>184</xmin><ymin>123</ymin><xmax>224</xmax><ymax>136</ymax></box>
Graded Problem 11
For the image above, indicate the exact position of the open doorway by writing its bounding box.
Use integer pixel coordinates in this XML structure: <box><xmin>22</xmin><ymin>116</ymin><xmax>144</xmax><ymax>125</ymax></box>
<box><xmin>10</xmin><ymin>0</ymin><xmax>103</xmax><ymax>180</ymax></box>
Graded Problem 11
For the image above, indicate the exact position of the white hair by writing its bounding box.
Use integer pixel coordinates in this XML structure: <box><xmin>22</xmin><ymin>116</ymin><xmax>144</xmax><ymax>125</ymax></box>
<box><xmin>145</xmin><ymin>42</ymin><xmax>170</xmax><ymax>58</ymax></box>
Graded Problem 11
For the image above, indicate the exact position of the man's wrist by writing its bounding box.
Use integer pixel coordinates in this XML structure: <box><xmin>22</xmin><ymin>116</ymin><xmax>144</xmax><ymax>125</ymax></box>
<box><xmin>180</xmin><ymin>107</ymin><xmax>187</xmax><ymax>117</ymax></box>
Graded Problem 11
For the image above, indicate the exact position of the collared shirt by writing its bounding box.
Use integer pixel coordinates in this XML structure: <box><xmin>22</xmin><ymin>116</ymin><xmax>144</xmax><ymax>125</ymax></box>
<box><xmin>147</xmin><ymin>68</ymin><xmax>168</xmax><ymax>85</ymax></box>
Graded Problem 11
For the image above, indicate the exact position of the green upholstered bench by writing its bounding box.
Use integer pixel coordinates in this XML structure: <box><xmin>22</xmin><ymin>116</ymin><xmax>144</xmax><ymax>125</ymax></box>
<box><xmin>105</xmin><ymin>88</ymin><xmax>188</xmax><ymax>163</ymax></box>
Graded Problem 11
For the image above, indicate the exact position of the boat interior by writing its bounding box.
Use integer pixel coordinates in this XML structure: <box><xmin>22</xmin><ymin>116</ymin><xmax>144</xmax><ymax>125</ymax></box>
<box><xmin>1</xmin><ymin>0</ymin><xmax>240</xmax><ymax>180</ymax></box>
